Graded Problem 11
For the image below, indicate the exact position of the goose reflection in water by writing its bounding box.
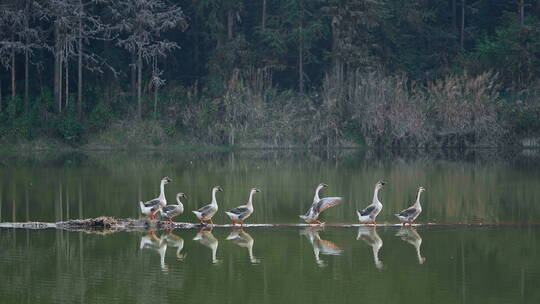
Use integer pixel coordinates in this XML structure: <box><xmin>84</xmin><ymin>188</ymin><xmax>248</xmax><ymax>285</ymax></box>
<box><xmin>396</xmin><ymin>227</ymin><xmax>426</xmax><ymax>264</ymax></box>
<box><xmin>193</xmin><ymin>228</ymin><xmax>220</xmax><ymax>264</ymax></box>
<box><xmin>161</xmin><ymin>232</ymin><xmax>187</xmax><ymax>261</ymax></box>
<box><xmin>300</xmin><ymin>227</ymin><xmax>343</xmax><ymax>267</ymax></box>
<box><xmin>226</xmin><ymin>229</ymin><xmax>260</xmax><ymax>264</ymax></box>
<box><xmin>356</xmin><ymin>226</ymin><xmax>384</xmax><ymax>270</ymax></box>
<box><xmin>140</xmin><ymin>232</ymin><xmax>169</xmax><ymax>272</ymax></box>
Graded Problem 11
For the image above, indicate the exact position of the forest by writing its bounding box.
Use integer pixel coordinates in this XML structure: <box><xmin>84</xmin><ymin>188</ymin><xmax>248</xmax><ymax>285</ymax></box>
<box><xmin>0</xmin><ymin>0</ymin><xmax>539</xmax><ymax>149</ymax></box>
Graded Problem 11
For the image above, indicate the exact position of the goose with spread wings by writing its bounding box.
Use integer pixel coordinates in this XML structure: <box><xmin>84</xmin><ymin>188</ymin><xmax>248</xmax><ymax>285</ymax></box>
<box><xmin>300</xmin><ymin>183</ymin><xmax>343</xmax><ymax>225</ymax></box>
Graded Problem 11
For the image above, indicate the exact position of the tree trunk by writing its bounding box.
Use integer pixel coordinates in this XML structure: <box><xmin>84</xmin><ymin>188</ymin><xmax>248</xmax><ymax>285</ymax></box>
<box><xmin>11</xmin><ymin>48</ymin><xmax>15</xmax><ymax>100</ymax></box>
<box><xmin>59</xmin><ymin>54</ymin><xmax>63</xmax><ymax>113</ymax></box>
<box><xmin>460</xmin><ymin>0</ymin><xmax>465</xmax><ymax>51</ymax></box>
<box><xmin>131</xmin><ymin>53</ymin><xmax>136</xmax><ymax>99</ymax></box>
<box><xmin>262</xmin><ymin>0</ymin><xmax>267</xmax><ymax>31</ymax></box>
<box><xmin>137</xmin><ymin>49</ymin><xmax>142</xmax><ymax>120</ymax></box>
<box><xmin>452</xmin><ymin>0</ymin><xmax>457</xmax><ymax>32</ymax></box>
<box><xmin>65</xmin><ymin>54</ymin><xmax>69</xmax><ymax>110</ymax></box>
<box><xmin>227</xmin><ymin>9</ymin><xmax>233</xmax><ymax>40</ymax></box>
<box><xmin>24</xmin><ymin>50</ymin><xmax>29</xmax><ymax>114</ymax></box>
<box><xmin>54</xmin><ymin>24</ymin><xmax>62</xmax><ymax>113</ymax></box>
<box><xmin>154</xmin><ymin>83</ymin><xmax>158</xmax><ymax>118</ymax></box>
<box><xmin>331</xmin><ymin>16</ymin><xmax>342</xmax><ymax>78</ymax></box>
<box><xmin>78</xmin><ymin>0</ymin><xmax>83</xmax><ymax>118</ymax></box>
<box><xmin>299</xmin><ymin>26</ymin><xmax>304</xmax><ymax>94</ymax></box>
<box><xmin>519</xmin><ymin>0</ymin><xmax>525</xmax><ymax>26</ymax></box>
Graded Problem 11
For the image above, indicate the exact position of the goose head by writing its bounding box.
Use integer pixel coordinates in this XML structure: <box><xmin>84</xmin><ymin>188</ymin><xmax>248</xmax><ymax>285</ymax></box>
<box><xmin>418</xmin><ymin>186</ymin><xmax>426</xmax><ymax>193</ymax></box>
<box><xmin>318</xmin><ymin>183</ymin><xmax>328</xmax><ymax>189</ymax></box>
<box><xmin>213</xmin><ymin>186</ymin><xmax>223</xmax><ymax>193</ymax></box>
<box><xmin>162</xmin><ymin>176</ymin><xmax>172</xmax><ymax>184</ymax></box>
<box><xmin>176</xmin><ymin>193</ymin><xmax>187</xmax><ymax>199</ymax></box>
<box><xmin>376</xmin><ymin>180</ymin><xmax>386</xmax><ymax>189</ymax></box>
<box><xmin>251</xmin><ymin>188</ymin><xmax>261</xmax><ymax>194</ymax></box>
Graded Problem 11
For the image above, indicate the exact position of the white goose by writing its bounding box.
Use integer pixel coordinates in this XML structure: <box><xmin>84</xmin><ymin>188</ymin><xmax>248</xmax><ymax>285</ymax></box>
<box><xmin>357</xmin><ymin>226</ymin><xmax>384</xmax><ymax>269</ymax></box>
<box><xmin>139</xmin><ymin>176</ymin><xmax>172</xmax><ymax>220</ymax></box>
<box><xmin>160</xmin><ymin>193</ymin><xmax>186</xmax><ymax>223</ymax></box>
<box><xmin>356</xmin><ymin>180</ymin><xmax>385</xmax><ymax>225</ymax></box>
<box><xmin>395</xmin><ymin>187</ymin><xmax>425</xmax><ymax>225</ymax></box>
<box><xmin>193</xmin><ymin>186</ymin><xmax>222</xmax><ymax>226</ymax></box>
<box><xmin>300</xmin><ymin>183</ymin><xmax>343</xmax><ymax>225</ymax></box>
<box><xmin>396</xmin><ymin>227</ymin><xmax>426</xmax><ymax>264</ymax></box>
<box><xmin>225</xmin><ymin>188</ymin><xmax>261</xmax><ymax>227</ymax></box>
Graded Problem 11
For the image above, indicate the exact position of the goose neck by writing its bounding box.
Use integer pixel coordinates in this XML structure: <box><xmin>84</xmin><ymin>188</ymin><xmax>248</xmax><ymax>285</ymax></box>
<box><xmin>159</xmin><ymin>181</ymin><xmax>166</xmax><ymax>201</ymax></box>
<box><xmin>372</xmin><ymin>186</ymin><xmax>381</xmax><ymax>204</ymax></box>
<box><xmin>211</xmin><ymin>189</ymin><xmax>218</xmax><ymax>206</ymax></box>
<box><xmin>414</xmin><ymin>190</ymin><xmax>423</xmax><ymax>207</ymax></box>
<box><xmin>314</xmin><ymin>186</ymin><xmax>322</xmax><ymax>202</ymax></box>
<box><xmin>247</xmin><ymin>191</ymin><xmax>255</xmax><ymax>207</ymax></box>
<box><xmin>176</xmin><ymin>196</ymin><xmax>184</xmax><ymax>207</ymax></box>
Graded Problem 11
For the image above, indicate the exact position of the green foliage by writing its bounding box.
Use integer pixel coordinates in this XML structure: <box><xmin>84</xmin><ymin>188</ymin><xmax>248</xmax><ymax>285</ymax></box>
<box><xmin>1</xmin><ymin>0</ymin><xmax>540</xmax><ymax>148</ymax></box>
<box><xmin>88</xmin><ymin>102</ymin><xmax>115</xmax><ymax>132</ymax></box>
<box><xmin>465</xmin><ymin>13</ymin><xmax>540</xmax><ymax>89</ymax></box>
<box><xmin>54</xmin><ymin>115</ymin><xmax>86</xmax><ymax>145</ymax></box>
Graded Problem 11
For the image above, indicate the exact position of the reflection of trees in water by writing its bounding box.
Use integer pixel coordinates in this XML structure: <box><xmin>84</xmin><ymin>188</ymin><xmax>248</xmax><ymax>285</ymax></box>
<box><xmin>0</xmin><ymin>228</ymin><xmax>538</xmax><ymax>302</ymax></box>
<box><xmin>1</xmin><ymin>149</ymin><xmax>540</xmax><ymax>223</ymax></box>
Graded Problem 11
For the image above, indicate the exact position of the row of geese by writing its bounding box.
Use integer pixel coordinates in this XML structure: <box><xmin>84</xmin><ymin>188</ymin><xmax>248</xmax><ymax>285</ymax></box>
<box><xmin>141</xmin><ymin>226</ymin><xmax>425</xmax><ymax>269</ymax></box>
<box><xmin>139</xmin><ymin>177</ymin><xmax>426</xmax><ymax>225</ymax></box>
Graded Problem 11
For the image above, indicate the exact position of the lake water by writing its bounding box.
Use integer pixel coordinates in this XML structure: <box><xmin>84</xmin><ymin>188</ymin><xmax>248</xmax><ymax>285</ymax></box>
<box><xmin>1</xmin><ymin>149</ymin><xmax>539</xmax><ymax>303</ymax></box>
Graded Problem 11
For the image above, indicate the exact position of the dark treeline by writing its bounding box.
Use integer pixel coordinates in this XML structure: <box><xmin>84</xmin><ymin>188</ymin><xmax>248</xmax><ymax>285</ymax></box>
<box><xmin>0</xmin><ymin>0</ymin><xmax>539</xmax><ymax>148</ymax></box>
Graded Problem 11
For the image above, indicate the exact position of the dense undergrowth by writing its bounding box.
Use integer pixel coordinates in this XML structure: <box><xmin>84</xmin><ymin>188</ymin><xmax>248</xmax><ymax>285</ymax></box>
<box><xmin>1</xmin><ymin>69</ymin><xmax>539</xmax><ymax>150</ymax></box>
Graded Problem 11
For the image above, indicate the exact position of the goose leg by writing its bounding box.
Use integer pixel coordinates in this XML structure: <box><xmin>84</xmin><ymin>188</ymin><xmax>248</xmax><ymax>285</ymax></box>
<box><xmin>240</xmin><ymin>221</ymin><xmax>244</xmax><ymax>228</ymax></box>
<box><xmin>210</xmin><ymin>218</ymin><xmax>214</xmax><ymax>226</ymax></box>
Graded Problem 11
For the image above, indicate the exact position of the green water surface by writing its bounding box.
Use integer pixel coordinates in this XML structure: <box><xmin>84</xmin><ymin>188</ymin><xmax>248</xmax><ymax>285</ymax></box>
<box><xmin>1</xmin><ymin>150</ymin><xmax>539</xmax><ymax>303</ymax></box>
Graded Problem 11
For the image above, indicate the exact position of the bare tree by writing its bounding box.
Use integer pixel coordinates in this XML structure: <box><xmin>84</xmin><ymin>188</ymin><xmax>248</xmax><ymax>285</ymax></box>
<box><xmin>45</xmin><ymin>0</ymin><xmax>79</xmax><ymax>113</ymax></box>
<box><xmin>0</xmin><ymin>1</ymin><xmax>43</xmax><ymax>112</ymax></box>
<box><xmin>44</xmin><ymin>0</ymin><xmax>113</xmax><ymax>115</ymax></box>
<box><xmin>111</xmin><ymin>0</ymin><xmax>186</xmax><ymax>120</ymax></box>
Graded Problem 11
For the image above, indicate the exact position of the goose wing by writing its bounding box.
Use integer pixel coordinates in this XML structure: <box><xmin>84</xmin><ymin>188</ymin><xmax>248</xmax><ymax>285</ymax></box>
<box><xmin>229</xmin><ymin>206</ymin><xmax>249</xmax><ymax>215</ymax></box>
<box><xmin>143</xmin><ymin>198</ymin><xmax>160</xmax><ymax>208</ymax></box>
<box><xmin>397</xmin><ymin>207</ymin><xmax>418</xmax><ymax>217</ymax></box>
<box><xmin>303</xmin><ymin>206</ymin><xmax>315</xmax><ymax>217</ymax></box>
<box><xmin>358</xmin><ymin>204</ymin><xmax>376</xmax><ymax>216</ymax></box>
<box><xmin>198</xmin><ymin>204</ymin><xmax>213</xmax><ymax>213</ymax></box>
<box><xmin>314</xmin><ymin>197</ymin><xmax>343</xmax><ymax>213</ymax></box>
<box><xmin>162</xmin><ymin>205</ymin><xmax>178</xmax><ymax>213</ymax></box>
